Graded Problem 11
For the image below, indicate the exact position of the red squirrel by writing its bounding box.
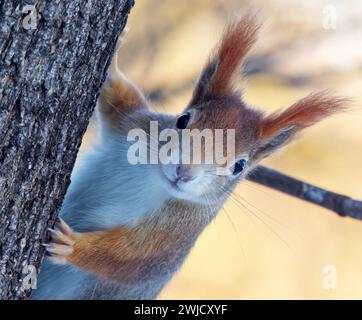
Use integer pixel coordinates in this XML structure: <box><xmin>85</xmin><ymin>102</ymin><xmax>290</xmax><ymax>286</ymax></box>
<box><xmin>33</xmin><ymin>14</ymin><xmax>347</xmax><ymax>299</ymax></box>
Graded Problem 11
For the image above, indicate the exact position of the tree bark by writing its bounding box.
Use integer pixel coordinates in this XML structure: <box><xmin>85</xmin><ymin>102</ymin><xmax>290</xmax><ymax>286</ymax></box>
<box><xmin>0</xmin><ymin>0</ymin><xmax>134</xmax><ymax>300</ymax></box>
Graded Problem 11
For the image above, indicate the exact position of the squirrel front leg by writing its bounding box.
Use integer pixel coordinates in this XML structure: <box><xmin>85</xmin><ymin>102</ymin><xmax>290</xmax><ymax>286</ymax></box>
<box><xmin>43</xmin><ymin>218</ymin><xmax>126</xmax><ymax>280</ymax></box>
<box><xmin>43</xmin><ymin>218</ymin><xmax>135</xmax><ymax>281</ymax></box>
<box><xmin>43</xmin><ymin>218</ymin><xmax>167</xmax><ymax>283</ymax></box>
<box><xmin>98</xmin><ymin>30</ymin><xmax>149</xmax><ymax>131</ymax></box>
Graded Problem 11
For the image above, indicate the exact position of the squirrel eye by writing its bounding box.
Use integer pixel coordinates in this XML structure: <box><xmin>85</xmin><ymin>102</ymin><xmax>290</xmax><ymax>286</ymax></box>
<box><xmin>176</xmin><ymin>112</ymin><xmax>190</xmax><ymax>129</ymax></box>
<box><xmin>233</xmin><ymin>159</ymin><xmax>247</xmax><ymax>175</ymax></box>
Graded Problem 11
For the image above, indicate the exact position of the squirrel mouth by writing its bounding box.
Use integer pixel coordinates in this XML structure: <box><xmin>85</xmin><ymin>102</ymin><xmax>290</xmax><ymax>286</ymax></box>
<box><xmin>167</xmin><ymin>177</ymin><xmax>182</xmax><ymax>191</ymax></box>
<box><xmin>170</xmin><ymin>179</ymin><xmax>181</xmax><ymax>191</ymax></box>
<box><xmin>159</xmin><ymin>170</ymin><xmax>182</xmax><ymax>192</ymax></box>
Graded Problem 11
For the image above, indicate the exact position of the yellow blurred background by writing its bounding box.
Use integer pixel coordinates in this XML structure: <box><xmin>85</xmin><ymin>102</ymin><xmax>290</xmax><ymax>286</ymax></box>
<box><xmin>86</xmin><ymin>0</ymin><xmax>362</xmax><ymax>299</ymax></box>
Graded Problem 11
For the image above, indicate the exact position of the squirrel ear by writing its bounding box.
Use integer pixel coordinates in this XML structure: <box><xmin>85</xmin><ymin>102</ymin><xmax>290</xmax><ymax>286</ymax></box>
<box><xmin>189</xmin><ymin>14</ymin><xmax>260</xmax><ymax>105</ymax></box>
<box><xmin>253</xmin><ymin>126</ymin><xmax>295</xmax><ymax>161</ymax></box>
<box><xmin>253</xmin><ymin>92</ymin><xmax>348</xmax><ymax>161</ymax></box>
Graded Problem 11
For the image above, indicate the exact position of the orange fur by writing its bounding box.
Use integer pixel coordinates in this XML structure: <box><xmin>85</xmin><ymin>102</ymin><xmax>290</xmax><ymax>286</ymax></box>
<box><xmin>99</xmin><ymin>77</ymin><xmax>145</xmax><ymax>110</ymax></box>
<box><xmin>259</xmin><ymin>92</ymin><xmax>349</xmax><ymax>139</ymax></box>
<box><xmin>69</xmin><ymin>226</ymin><xmax>158</xmax><ymax>282</ymax></box>
<box><xmin>98</xmin><ymin>40</ymin><xmax>149</xmax><ymax>130</ymax></box>
<box><xmin>210</xmin><ymin>14</ymin><xmax>260</xmax><ymax>96</ymax></box>
<box><xmin>190</xmin><ymin>13</ymin><xmax>260</xmax><ymax>104</ymax></box>
<box><xmin>52</xmin><ymin>225</ymin><xmax>166</xmax><ymax>283</ymax></box>
<box><xmin>49</xmin><ymin>214</ymin><xmax>202</xmax><ymax>284</ymax></box>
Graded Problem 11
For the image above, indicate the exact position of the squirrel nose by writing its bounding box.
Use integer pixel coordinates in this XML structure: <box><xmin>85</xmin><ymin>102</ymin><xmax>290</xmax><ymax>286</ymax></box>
<box><xmin>175</xmin><ymin>165</ymin><xmax>195</xmax><ymax>183</ymax></box>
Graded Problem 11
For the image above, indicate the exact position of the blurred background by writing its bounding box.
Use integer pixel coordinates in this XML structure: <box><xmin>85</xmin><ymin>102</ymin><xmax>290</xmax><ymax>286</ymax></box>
<box><xmin>85</xmin><ymin>0</ymin><xmax>362</xmax><ymax>299</ymax></box>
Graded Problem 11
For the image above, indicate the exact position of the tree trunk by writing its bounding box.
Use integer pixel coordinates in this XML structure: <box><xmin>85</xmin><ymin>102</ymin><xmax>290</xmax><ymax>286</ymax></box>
<box><xmin>0</xmin><ymin>0</ymin><xmax>134</xmax><ymax>299</ymax></box>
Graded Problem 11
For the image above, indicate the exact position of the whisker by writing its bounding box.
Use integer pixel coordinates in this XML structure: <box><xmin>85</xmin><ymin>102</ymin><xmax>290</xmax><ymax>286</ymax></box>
<box><xmin>214</xmin><ymin>180</ymin><xmax>293</xmax><ymax>252</ymax></box>
<box><xmin>221</xmin><ymin>206</ymin><xmax>247</xmax><ymax>263</ymax></box>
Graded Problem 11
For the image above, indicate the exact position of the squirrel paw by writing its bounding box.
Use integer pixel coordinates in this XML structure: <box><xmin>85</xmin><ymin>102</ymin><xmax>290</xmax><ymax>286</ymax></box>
<box><xmin>42</xmin><ymin>218</ymin><xmax>76</xmax><ymax>265</ymax></box>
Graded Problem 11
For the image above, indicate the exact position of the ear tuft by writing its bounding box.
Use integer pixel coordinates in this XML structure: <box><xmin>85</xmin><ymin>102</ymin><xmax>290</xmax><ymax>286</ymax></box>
<box><xmin>259</xmin><ymin>92</ymin><xmax>349</xmax><ymax>140</ymax></box>
<box><xmin>190</xmin><ymin>13</ymin><xmax>260</xmax><ymax>105</ymax></box>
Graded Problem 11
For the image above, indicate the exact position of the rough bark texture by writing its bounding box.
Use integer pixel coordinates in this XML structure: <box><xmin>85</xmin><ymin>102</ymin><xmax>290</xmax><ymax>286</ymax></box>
<box><xmin>0</xmin><ymin>0</ymin><xmax>134</xmax><ymax>299</ymax></box>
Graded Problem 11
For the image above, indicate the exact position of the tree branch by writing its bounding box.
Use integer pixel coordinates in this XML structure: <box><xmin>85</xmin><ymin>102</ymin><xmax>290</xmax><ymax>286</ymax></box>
<box><xmin>247</xmin><ymin>166</ymin><xmax>362</xmax><ymax>221</ymax></box>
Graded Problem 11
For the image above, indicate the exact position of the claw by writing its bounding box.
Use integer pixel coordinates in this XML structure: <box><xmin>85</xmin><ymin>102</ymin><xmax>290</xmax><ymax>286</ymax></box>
<box><xmin>55</xmin><ymin>218</ymin><xmax>73</xmax><ymax>236</ymax></box>
<box><xmin>44</xmin><ymin>243</ymin><xmax>73</xmax><ymax>255</ymax></box>
<box><xmin>48</xmin><ymin>227</ymin><xmax>74</xmax><ymax>246</ymax></box>
<box><xmin>43</xmin><ymin>218</ymin><xmax>75</xmax><ymax>266</ymax></box>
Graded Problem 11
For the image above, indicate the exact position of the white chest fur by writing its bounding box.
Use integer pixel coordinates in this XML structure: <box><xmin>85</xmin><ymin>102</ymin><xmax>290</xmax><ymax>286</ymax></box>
<box><xmin>61</xmin><ymin>136</ymin><xmax>169</xmax><ymax>231</ymax></box>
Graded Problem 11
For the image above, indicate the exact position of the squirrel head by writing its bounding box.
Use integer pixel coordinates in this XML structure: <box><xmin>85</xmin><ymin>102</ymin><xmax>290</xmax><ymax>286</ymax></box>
<box><xmin>157</xmin><ymin>14</ymin><xmax>348</xmax><ymax>205</ymax></box>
